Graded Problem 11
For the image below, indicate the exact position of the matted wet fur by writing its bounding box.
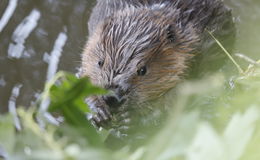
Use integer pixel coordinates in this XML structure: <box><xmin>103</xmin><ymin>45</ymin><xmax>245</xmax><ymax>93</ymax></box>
<box><xmin>80</xmin><ymin>0</ymin><xmax>235</xmax><ymax>145</ymax></box>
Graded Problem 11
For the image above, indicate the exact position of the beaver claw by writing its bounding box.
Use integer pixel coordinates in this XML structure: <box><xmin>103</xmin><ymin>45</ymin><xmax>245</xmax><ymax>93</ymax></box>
<box><xmin>85</xmin><ymin>96</ymin><xmax>112</xmax><ymax>129</ymax></box>
<box><xmin>86</xmin><ymin>96</ymin><xmax>133</xmax><ymax>137</ymax></box>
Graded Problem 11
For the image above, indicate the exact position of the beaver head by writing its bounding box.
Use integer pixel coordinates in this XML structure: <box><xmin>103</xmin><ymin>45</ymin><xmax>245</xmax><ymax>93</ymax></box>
<box><xmin>81</xmin><ymin>7</ymin><xmax>200</xmax><ymax>105</ymax></box>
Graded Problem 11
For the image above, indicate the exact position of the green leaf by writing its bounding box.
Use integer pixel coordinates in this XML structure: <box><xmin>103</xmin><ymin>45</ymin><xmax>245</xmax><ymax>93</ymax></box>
<box><xmin>0</xmin><ymin>115</ymin><xmax>15</xmax><ymax>154</ymax></box>
<box><xmin>45</xmin><ymin>72</ymin><xmax>107</xmax><ymax>146</ymax></box>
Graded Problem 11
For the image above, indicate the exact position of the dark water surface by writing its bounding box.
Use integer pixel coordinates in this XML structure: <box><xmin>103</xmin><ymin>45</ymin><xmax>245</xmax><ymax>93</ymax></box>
<box><xmin>0</xmin><ymin>0</ymin><xmax>96</xmax><ymax>112</ymax></box>
<box><xmin>0</xmin><ymin>0</ymin><xmax>259</xmax><ymax>112</ymax></box>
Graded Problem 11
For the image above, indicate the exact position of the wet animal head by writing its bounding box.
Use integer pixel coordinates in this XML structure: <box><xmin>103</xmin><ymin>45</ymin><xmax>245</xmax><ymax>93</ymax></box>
<box><xmin>81</xmin><ymin>7</ymin><xmax>200</xmax><ymax>105</ymax></box>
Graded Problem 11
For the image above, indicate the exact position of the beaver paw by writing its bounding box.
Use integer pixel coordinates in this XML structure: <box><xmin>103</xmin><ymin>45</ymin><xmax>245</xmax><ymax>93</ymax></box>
<box><xmin>109</xmin><ymin>105</ymin><xmax>133</xmax><ymax>137</ymax></box>
<box><xmin>86</xmin><ymin>96</ymin><xmax>133</xmax><ymax>138</ymax></box>
<box><xmin>90</xmin><ymin>108</ymin><xmax>112</xmax><ymax>129</ymax></box>
<box><xmin>85</xmin><ymin>96</ymin><xmax>112</xmax><ymax>129</ymax></box>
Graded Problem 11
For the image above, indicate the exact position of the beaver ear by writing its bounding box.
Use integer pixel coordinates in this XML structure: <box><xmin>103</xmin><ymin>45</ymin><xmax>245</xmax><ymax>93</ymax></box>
<box><xmin>166</xmin><ymin>24</ymin><xmax>176</xmax><ymax>43</ymax></box>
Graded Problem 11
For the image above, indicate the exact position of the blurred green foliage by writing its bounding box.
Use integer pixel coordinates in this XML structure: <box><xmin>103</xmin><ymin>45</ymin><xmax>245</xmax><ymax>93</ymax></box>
<box><xmin>1</xmin><ymin>61</ymin><xmax>260</xmax><ymax>160</ymax></box>
<box><xmin>47</xmin><ymin>72</ymin><xmax>107</xmax><ymax>146</ymax></box>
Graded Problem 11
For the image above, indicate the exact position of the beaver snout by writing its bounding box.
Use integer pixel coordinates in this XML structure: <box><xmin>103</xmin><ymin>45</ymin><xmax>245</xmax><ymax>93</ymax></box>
<box><xmin>103</xmin><ymin>95</ymin><xmax>125</xmax><ymax>108</ymax></box>
<box><xmin>104</xmin><ymin>84</ymin><xmax>128</xmax><ymax>102</ymax></box>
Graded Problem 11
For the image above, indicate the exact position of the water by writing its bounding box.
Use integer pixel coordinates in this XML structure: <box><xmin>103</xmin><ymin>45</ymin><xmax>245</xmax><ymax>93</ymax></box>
<box><xmin>0</xmin><ymin>0</ymin><xmax>96</xmax><ymax>112</ymax></box>
<box><xmin>0</xmin><ymin>0</ymin><xmax>260</xmax><ymax>112</ymax></box>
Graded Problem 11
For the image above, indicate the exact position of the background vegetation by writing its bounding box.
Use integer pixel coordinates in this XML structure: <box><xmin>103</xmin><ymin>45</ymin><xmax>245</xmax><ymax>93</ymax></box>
<box><xmin>1</xmin><ymin>51</ymin><xmax>260</xmax><ymax>160</ymax></box>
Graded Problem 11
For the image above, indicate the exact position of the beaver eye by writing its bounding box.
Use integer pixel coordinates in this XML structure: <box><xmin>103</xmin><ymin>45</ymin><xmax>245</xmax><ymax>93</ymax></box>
<box><xmin>137</xmin><ymin>66</ymin><xmax>147</xmax><ymax>76</ymax></box>
<box><xmin>98</xmin><ymin>61</ymin><xmax>104</xmax><ymax>67</ymax></box>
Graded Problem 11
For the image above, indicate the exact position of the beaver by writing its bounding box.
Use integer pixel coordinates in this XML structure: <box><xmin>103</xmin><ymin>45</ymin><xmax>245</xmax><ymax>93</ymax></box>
<box><xmin>80</xmin><ymin>0</ymin><xmax>235</xmax><ymax>139</ymax></box>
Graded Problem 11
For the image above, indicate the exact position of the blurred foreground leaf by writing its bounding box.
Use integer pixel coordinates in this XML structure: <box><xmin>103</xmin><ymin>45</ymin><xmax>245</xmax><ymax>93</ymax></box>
<box><xmin>0</xmin><ymin>115</ymin><xmax>15</xmax><ymax>158</ymax></box>
<box><xmin>46</xmin><ymin>72</ymin><xmax>107</xmax><ymax>146</ymax></box>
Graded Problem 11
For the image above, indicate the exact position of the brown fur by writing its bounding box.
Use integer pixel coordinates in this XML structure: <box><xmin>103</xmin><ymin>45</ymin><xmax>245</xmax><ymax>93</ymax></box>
<box><xmin>82</xmin><ymin>7</ymin><xmax>199</xmax><ymax>103</ymax></box>
<box><xmin>80</xmin><ymin>0</ymin><xmax>235</xmax><ymax>136</ymax></box>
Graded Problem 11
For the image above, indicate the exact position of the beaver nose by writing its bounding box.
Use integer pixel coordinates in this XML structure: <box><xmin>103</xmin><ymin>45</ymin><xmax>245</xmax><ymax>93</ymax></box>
<box><xmin>104</xmin><ymin>84</ymin><xmax>126</xmax><ymax>102</ymax></box>
<box><xmin>103</xmin><ymin>95</ymin><xmax>120</xmax><ymax>108</ymax></box>
<box><xmin>103</xmin><ymin>85</ymin><xmax>125</xmax><ymax>107</ymax></box>
<box><xmin>103</xmin><ymin>94</ymin><xmax>126</xmax><ymax>109</ymax></box>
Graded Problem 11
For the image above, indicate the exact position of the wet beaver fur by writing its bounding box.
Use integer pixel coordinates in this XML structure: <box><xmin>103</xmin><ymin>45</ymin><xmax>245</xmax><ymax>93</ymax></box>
<box><xmin>80</xmin><ymin>0</ymin><xmax>235</xmax><ymax>144</ymax></box>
